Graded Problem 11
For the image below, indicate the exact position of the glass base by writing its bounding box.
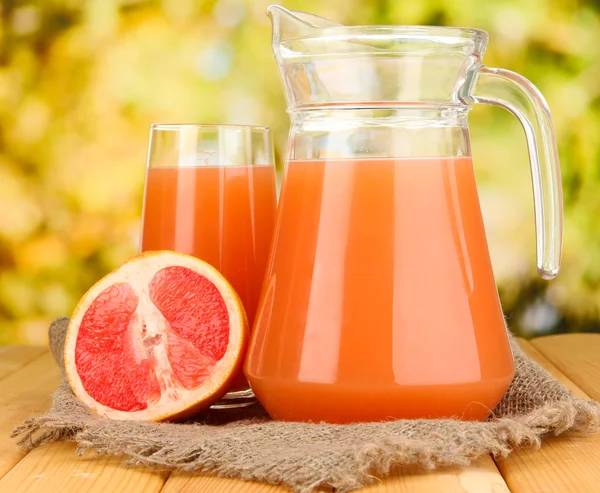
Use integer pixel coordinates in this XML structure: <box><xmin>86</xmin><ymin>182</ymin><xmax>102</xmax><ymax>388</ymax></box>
<box><xmin>210</xmin><ymin>388</ymin><xmax>257</xmax><ymax>409</ymax></box>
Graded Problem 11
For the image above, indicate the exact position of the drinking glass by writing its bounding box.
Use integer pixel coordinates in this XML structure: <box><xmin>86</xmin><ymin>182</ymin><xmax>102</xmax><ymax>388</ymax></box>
<box><xmin>140</xmin><ymin>124</ymin><xmax>276</xmax><ymax>406</ymax></box>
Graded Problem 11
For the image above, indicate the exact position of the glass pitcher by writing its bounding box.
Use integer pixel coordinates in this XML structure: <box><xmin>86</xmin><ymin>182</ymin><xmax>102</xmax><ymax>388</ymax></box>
<box><xmin>245</xmin><ymin>6</ymin><xmax>563</xmax><ymax>423</ymax></box>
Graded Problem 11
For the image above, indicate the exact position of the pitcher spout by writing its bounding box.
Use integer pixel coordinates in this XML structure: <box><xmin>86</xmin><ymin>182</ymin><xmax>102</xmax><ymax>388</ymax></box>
<box><xmin>267</xmin><ymin>5</ymin><xmax>340</xmax><ymax>47</ymax></box>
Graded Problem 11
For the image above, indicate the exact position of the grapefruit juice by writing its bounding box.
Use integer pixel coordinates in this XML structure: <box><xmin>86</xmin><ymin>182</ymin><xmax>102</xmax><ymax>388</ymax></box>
<box><xmin>140</xmin><ymin>165</ymin><xmax>277</xmax><ymax>330</ymax></box>
<box><xmin>246</xmin><ymin>157</ymin><xmax>515</xmax><ymax>423</ymax></box>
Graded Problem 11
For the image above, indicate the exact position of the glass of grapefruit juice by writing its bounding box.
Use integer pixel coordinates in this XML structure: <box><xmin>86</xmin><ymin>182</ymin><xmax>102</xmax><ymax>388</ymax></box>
<box><xmin>140</xmin><ymin>124</ymin><xmax>277</xmax><ymax>406</ymax></box>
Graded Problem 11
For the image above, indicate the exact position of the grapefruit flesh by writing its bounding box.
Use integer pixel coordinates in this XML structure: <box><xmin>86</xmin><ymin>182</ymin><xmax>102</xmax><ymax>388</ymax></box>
<box><xmin>65</xmin><ymin>251</ymin><xmax>248</xmax><ymax>421</ymax></box>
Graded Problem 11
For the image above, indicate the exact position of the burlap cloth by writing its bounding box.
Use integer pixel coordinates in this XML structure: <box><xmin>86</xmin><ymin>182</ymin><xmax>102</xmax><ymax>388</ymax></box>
<box><xmin>12</xmin><ymin>318</ymin><xmax>600</xmax><ymax>492</ymax></box>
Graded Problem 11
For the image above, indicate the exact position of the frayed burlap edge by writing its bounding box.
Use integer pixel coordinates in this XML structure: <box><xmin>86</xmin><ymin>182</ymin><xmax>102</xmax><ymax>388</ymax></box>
<box><xmin>12</xmin><ymin>318</ymin><xmax>600</xmax><ymax>493</ymax></box>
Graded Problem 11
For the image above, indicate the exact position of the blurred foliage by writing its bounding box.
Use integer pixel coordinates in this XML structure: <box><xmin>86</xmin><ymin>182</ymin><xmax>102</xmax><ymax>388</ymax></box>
<box><xmin>0</xmin><ymin>0</ymin><xmax>599</xmax><ymax>344</ymax></box>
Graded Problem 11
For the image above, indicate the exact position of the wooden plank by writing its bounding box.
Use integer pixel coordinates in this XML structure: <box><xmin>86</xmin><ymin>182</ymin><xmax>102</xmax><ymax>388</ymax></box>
<box><xmin>160</xmin><ymin>446</ymin><xmax>509</xmax><ymax>492</ymax></box>
<box><xmin>531</xmin><ymin>333</ymin><xmax>600</xmax><ymax>401</ymax></box>
<box><xmin>160</xmin><ymin>472</ymin><xmax>286</xmax><ymax>492</ymax></box>
<box><xmin>0</xmin><ymin>351</ymin><xmax>170</xmax><ymax>492</ymax></box>
<box><xmin>493</xmin><ymin>339</ymin><xmax>600</xmax><ymax>493</ymax></box>
<box><xmin>0</xmin><ymin>346</ymin><xmax>48</xmax><ymax>380</ymax></box>
<box><xmin>0</xmin><ymin>442</ymin><xmax>168</xmax><ymax>493</ymax></box>
<box><xmin>0</xmin><ymin>353</ymin><xmax>61</xmax><ymax>479</ymax></box>
<box><xmin>161</xmin><ymin>456</ymin><xmax>509</xmax><ymax>493</ymax></box>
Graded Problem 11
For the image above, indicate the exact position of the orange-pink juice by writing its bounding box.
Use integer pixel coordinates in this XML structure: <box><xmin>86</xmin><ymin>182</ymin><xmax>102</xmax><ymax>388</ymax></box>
<box><xmin>246</xmin><ymin>157</ymin><xmax>515</xmax><ymax>423</ymax></box>
<box><xmin>141</xmin><ymin>165</ymin><xmax>277</xmax><ymax>388</ymax></box>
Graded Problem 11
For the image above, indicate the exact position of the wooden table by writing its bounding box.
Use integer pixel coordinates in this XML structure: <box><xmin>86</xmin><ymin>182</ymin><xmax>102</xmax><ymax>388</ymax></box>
<box><xmin>0</xmin><ymin>334</ymin><xmax>599</xmax><ymax>493</ymax></box>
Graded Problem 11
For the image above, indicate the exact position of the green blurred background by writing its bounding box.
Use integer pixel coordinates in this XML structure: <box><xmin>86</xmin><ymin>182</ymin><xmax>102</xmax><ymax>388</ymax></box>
<box><xmin>0</xmin><ymin>0</ymin><xmax>599</xmax><ymax>344</ymax></box>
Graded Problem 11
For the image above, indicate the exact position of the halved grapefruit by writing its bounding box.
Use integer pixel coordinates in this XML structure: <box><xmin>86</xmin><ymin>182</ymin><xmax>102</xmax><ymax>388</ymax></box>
<box><xmin>64</xmin><ymin>250</ymin><xmax>248</xmax><ymax>421</ymax></box>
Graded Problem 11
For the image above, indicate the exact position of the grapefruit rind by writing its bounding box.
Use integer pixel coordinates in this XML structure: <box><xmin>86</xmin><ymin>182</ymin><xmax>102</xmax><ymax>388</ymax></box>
<box><xmin>64</xmin><ymin>250</ymin><xmax>248</xmax><ymax>421</ymax></box>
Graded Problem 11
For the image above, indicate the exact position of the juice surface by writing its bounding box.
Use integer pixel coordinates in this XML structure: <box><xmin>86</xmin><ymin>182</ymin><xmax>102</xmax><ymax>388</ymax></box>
<box><xmin>140</xmin><ymin>165</ymin><xmax>277</xmax><ymax>329</ymax></box>
<box><xmin>245</xmin><ymin>157</ymin><xmax>515</xmax><ymax>422</ymax></box>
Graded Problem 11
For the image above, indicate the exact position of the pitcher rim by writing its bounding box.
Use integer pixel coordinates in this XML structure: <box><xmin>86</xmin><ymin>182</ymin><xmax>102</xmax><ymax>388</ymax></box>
<box><xmin>285</xmin><ymin>25</ymin><xmax>488</xmax><ymax>43</ymax></box>
<box><xmin>267</xmin><ymin>6</ymin><xmax>488</xmax><ymax>45</ymax></box>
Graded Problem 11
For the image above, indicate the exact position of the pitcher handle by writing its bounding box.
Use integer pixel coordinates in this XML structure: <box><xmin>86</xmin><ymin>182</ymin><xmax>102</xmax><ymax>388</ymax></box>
<box><xmin>466</xmin><ymin>64</ymin><xmax>563</xmax><ymax>280</ymax></box>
